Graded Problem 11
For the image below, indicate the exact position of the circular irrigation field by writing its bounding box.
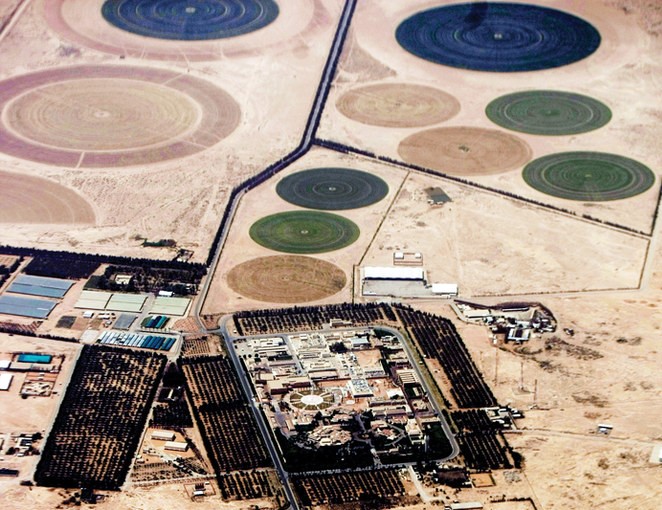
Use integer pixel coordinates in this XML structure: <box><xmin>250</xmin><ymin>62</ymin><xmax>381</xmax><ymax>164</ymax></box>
<box><xmin>336</xmin><ymin>83</ymin><xmax>460</xmax><ymax>128</ymax></box>
<box><xmin>276</xmin><ymin>168</ymin><xmax>389</xmax><ymax>210</ymax></box>
<box><xmin>227</xmin><ymin>255</ymin><xmax>347</xmax><ymax>303</ymax></box>
<box><xmin>249</xmin><ymin>211</ymin><xmax>360</xmax><ymax>254</ymax></box>
<box><xmin>0</xmin><ymin>66</ymin><xmax>240</xmax><ymax>167</ymax></box>
<box><xmin>395</xmin><ymin>2</ymin><xmax>601</xmax><ymax>72</ymax></box>
<box><xmin>398</xmin><ymin>127</ymin><xmax>532</xmax><ymax>176</ymax></box>
<box><xmin>0</xmin><ymin>171</ymin><xmax>95</xmax><ymax>224</ymax></box>
<box><xmin>47</xmin><ymin>0</ymin><xmax>315</xmax><ymax>61</ymax></box>
<box><xmin>523</xmin><ymin>152</ymin><xmax>656</xmax><ymax>201</ymax></box>
<box><xmin>101</xmin><ymin>0</ymin><xmax>279</xmax><ymax>40</ymax></box>
<box><xmin>486</xmin><ymin>90</ymin><xmax>612</xmax><ymax>135</ymax></box>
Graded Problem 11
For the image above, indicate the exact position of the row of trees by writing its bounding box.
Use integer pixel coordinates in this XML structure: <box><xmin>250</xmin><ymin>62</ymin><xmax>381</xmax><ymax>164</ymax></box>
<box><xmin>0</xmin><ymin>246</ymin><xmax>206</xmax><ymax>280</ymax></box>
<box><xmin>394</xmin><ymin>306</ymin><xmax>497</xmax><ymax>409</ymax></box>
<box><xmin>292</xmin><ymin>469</ymin><xmax>406</xmax><ymax>506</ymax></box>
<box><xmin>182</xmin><ymin>356</ymin><xmax>271</xmax><ymax>474</ymax></box>
<box><xmin>35</xmin><ymin>345</ymin><xmax>165</xmax><ymax>489</ymax></box>
<box><xmin>314</xmin><ymin>139</ymin><xmax>652</xmax><ymax>237</ymax></box>
<box><xmin>233</xmin><ymin>302</ymin><xmax>395</xmax><ymax>336</ymax></box>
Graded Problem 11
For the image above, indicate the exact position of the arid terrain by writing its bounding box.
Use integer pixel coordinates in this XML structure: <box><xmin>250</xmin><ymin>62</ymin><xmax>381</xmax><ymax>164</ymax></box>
<box><xmin>0</xmin><ymin>1</ymin><xmax>660</xmax><ymax>509</ymax></box>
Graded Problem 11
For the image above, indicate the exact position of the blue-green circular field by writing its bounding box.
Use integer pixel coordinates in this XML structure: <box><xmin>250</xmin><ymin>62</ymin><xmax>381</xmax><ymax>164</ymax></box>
<box><xmin>249</xmin><ymin>211</ymin><xmax>360</xmax><ymax>254</ymax></box>
<box><xmin>101</xmin><ymin>0</ymin><xmax>279</xmax><ymax>41</ymax></box>
<box><xmin>523</xmin><ymin>152</ymin><xmax>656</xmax><ymax>201</ymax></box>
<box><xmin>395</xmin><ymin>2</ymin><xmax>601</xmax><ymax>72</ymax></box>
<box><xmin>276</xmin><ymin>167</ymin><xmax>389</xmax><ymax>210</ymax></box>
<box><xmin>486</xmin><ymin>90</ymin><xmax>612</xmax><ymax>135</ymax></box>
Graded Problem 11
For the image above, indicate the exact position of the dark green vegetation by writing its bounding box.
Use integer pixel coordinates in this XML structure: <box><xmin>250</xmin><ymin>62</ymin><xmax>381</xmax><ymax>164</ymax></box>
<box><xmin>292</xmin><ymin>469</ymin><xmax>407</xmax><ymax>507</ymax></box>
<box><xmin>249</xmin><ymin>211</ymin><xmax>359</xmax><ymax>254</ymax></box>
<box><xmin>523</xmin><ymin>151</ymin><xmax>656</xmax><ymax>201</ymax></box>
<box><xmin>35</xmin><ymin>346</ymin><xmax>165</xmax><ymax>489</ymax></box>
<box><xmin>395</xmin><ymin>2</ymin><xmax>601</xmax><ymax>72</ymax></box>
<box><xmin>276</xmin><ymin>167</ymin><xmax>389</xmax><ymax>210</ymax></box>
<box><xmin>86</xmin><ymin>264</ymin><xmax>204</xmax><ymax>295</ymax></box>
<box><xmin>102</xmin><ymin>0</ymin><xmax>279</xmax><ymax>41</ymax></box>
<box><xmin>182</xmin><ymin>356</ymin><xmax>271</xmax><ymax>474</ymax></box>
<box><xmin>486</xmin><ymin>90</ymin><xmax>612</xmax><ymax>135</ymax></box>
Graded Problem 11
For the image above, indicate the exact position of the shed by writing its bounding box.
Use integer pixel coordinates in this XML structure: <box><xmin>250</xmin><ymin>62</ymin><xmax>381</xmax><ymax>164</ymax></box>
<box><xmin>450</xmin><ymin>503</ymin><xmax>483</xmax><ymax>510</ymax></box>
<box><xmin>164</xmin><ymin>441</ymin><xmax>189</xmax><ymax>452</ymax></box>
<box><xmin>151</xmin><ymin>430</ymin><xmax>176</xmax><ymax>441</ymax></box>
<box><xmin>430</xmin><ymin>283</ymin><xmax>458</xmax><ymax>296</ymax></box>
<box><xmin>363</xmin><ymin>267</ymin><xmax>425</xmax><ymax>281</ymax></box>
<box><xmin>0</xmin><ymin>373</ymin><xmax>13</xmax><ymax>391</ymax></box>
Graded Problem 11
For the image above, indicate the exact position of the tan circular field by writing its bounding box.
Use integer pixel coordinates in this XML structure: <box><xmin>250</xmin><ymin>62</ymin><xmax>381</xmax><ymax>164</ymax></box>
<box><xmin>336</xmin><ymin>83</ymin><xmax>460</xmax><ymax>128</ymax></box>
<box><xmin>5</xmin><ymin>79</ymin><xmax>200</xmax><ymax>151</ymax></box>
<box><xmin>227</xmin><ymin>255</ymin><xmax>346</xmax><ymax>303</ymax></box>
<box><xmin>398</xmin><ymin>127</ymin><xmax>532</xmax><ymax>176</ymax></box>
<box><xmin>0</xmin><ymin>65</ymin><xmax>240</xmax><ymax>167</ymax></box>
<box><xmin>0</xmin><ymin>170</ymin><xmax>95</xmax><ymax>224</ymax></box>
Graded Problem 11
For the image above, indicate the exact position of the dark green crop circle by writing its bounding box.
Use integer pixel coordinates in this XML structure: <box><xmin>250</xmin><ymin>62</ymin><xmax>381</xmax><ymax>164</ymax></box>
<box><xmin>486</xmin><ymin>90</ymin><xmax>611</xmax><ymax>135</ymax></box>
<box><xmin>249</xmin><ymin>211</ymin><xmax>360</xmax><ymax>253</ymax></box>
<box><xmin>276</xmin><ymin>167</ymin><xmax>389</xmax><ymax>210</ymax></box>
<box><xmin>523</xmin><ymin>152</ymin><xmax>655</xmax><ymax>201</ymax></box>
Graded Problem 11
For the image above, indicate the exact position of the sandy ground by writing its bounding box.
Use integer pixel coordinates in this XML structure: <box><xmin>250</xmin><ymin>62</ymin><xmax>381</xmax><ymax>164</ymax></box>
<box><xmin>1</xmin><ymin>1</ymin><xmax>661</xmax><ymax>509</ymax></box>
<box><xmin>203</xmin><ymin>147</ymin><xmax>408</xmax><ymax>314</ymax></box>
<box><xmin>0</xmin><ymin>333</ymin><xmax>81</xmax><ymax>500</ymax></box>
<box><xmin>0</xmin><ymin>0</ymin><xmax>343</xmax><ymax>262</ymax></box>
<box><xmin>362</xmin><ymin>171</ymin><xmax>649</xmax><ymax>296</ymax></box>
<box><xmin>319</xmin><ymin>0</ymin><xmax>662</xmax><ymax>234</ymax></box>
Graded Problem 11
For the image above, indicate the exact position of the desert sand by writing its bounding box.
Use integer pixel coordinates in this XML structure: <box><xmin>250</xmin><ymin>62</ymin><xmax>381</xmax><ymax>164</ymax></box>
<box><xmin>0</xmin><ymin>1</ymin><xmax>660</xmax><ymax>509</ymax></box>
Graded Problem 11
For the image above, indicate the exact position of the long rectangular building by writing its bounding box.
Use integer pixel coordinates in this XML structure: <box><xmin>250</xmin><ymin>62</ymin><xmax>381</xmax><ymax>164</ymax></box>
<box><xmin>362</xmin><ymin>267</ymin><xmax>426</xmax><ymax>281</ymax></box>
<box><xmin>8</xmin><ymin>275</ymin><xmax>75</xmax><ymax>299</ymax></box>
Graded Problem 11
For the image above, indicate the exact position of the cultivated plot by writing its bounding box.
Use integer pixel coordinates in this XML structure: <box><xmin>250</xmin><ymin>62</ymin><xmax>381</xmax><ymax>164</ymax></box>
<box><xmin>395</xmin><ymin>2</ymin><xmax>601</xmax><ymax>72</ymax></box>
<box><xmin>249</xmin><ymin>211</ymin><xmax>360</xmax><ymax>254</ymax></box>
<box><xmin>0</xmin><ymin>65</ymin><xmax>240</xmax><ymax>167</ymax></box>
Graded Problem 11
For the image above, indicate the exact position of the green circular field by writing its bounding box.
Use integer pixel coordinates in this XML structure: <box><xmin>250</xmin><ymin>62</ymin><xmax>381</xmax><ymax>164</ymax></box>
<box><xmin>486</xmin><ymin>90</ymin><xmax>611</xmax><ymax>135</ymax></box>
<box><xmin>276</xmin><ymin>167</ymin><xmax>389</xmax><ymax>210</ymax></box>
<box><xmin>249</xmin><ymin>211</ymin><xmax>360</xmax><ymax>254</ymax></box>
<box><xmin>523</xmin><ymin>152</ymin><xmax>656</xmax><ymax>201</ymax></box>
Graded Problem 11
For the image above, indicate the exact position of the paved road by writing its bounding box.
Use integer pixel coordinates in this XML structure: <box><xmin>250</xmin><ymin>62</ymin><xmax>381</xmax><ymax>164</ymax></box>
<box><xmin>194</xmin><ymin>0</ymin><xmax>357</xmax><ymax>335</ymax></box>
<box><xmin>221</xmin><ymin>327</ymin><xmax>300</xmax><ymax>510</ymax></box>
<box><xmin>195</xmin><ymin>4</ymin><xmax>359</xmax><ymax>507</ymax></box>
<box><xmin>219</xmin><ymin>320</ymin><xmax>462</xmax><ymax>505</ymax></box>
<box><xmin>377</xmin><ymin>325</ymin><xmax>460</xmax><ymax>461</ymax></box>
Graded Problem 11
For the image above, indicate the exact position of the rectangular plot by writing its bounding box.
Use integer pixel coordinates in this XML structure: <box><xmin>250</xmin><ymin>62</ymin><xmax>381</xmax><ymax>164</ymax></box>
<box><xmin>75</xmin><ymin>290</ymin><xmax>112</xmax><ymax>310</ymax></box>
<box><xmin>34</xmin><ymin>345</ymin><xmax>166</xmax><ymax>489</ymax></box>
<box><xmin>114</xmin><ymin>313</ymin><xmax>137</xmax><ymax>330</ymax></box>
<box><xmin>8</xmin><ymin>274</ymin><xmax>75</xmax><ymax>298</ymax></box>
<box><xmin>150</xmin><ymin>296</ymin><xmax>190</xmax><ymax>316</ymax></box>
<box><xmin>106</xmin><ymin>293</ymin><xmax>146</xmax><ymax>313</ymax></box>
<box><xmin>0</xmin><ymin>295</ymin><xmax>56</xmax><ymax>319</ymax></box>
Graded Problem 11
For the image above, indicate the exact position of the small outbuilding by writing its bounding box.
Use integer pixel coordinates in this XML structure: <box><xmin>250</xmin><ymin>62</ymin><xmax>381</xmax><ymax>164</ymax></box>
<box><xmin>0</xmin><ymin>373</ymin><xmax>13</xmax><ymax>391</ymax></box>
<box><xmin>164</xmin><ymin>441</ymin><xmax>189</xmax><ymax>452</ymax></box>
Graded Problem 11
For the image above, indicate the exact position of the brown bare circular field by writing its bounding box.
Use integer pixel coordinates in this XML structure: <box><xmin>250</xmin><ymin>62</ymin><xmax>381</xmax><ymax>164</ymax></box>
<box><xmin>6</xmin><ymin>79</ymin><xmax>199</xmax><ymax>151</ymax></box>
<box><xmin>398</xmin><ymin>127</ymin><xmax>532</xmax><ymax>176</ymax></box>
<box><xmin>0</xmin><ymin>65</ymin><xmax>240</xmax><ymax>167</ymax></box>
<box><xmin>226</xmin><ymin>255</ymin><xmax>346</xmax><ymax>303</ymax></box>
<box><xmin>0</xmin><ymin>170</ymin><xmax>95</xmax><ymax>224</ymax></box>
<box><xmin>45</xmin><ymin>0</ymin><xmax>319</xmax><ymax>61</ymax></box>
<box><xmin>336</xmin><ymin>83</ymin><xmax>460</xmax><ymax>128</ymax></box>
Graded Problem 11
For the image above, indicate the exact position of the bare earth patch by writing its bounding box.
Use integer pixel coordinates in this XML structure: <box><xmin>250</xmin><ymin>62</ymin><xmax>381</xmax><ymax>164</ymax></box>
<box><xmin>398</xmin><ymin>127</ymin><xmax>532</xmax><ymax>176</ymax></box>
<box><xmin>227</xmin><ymin>255</ymin><xmax>346</xmax><ymax>304</ymax></box>
<box><xmin>0</xmin><ymin>170</ymin><xmax>95</xmax><ymax>224</ymax></box>
<box><xmin>336</xmin><ymin>83</ymin><xmax>460</xmax><ymax>128</ymax></box>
